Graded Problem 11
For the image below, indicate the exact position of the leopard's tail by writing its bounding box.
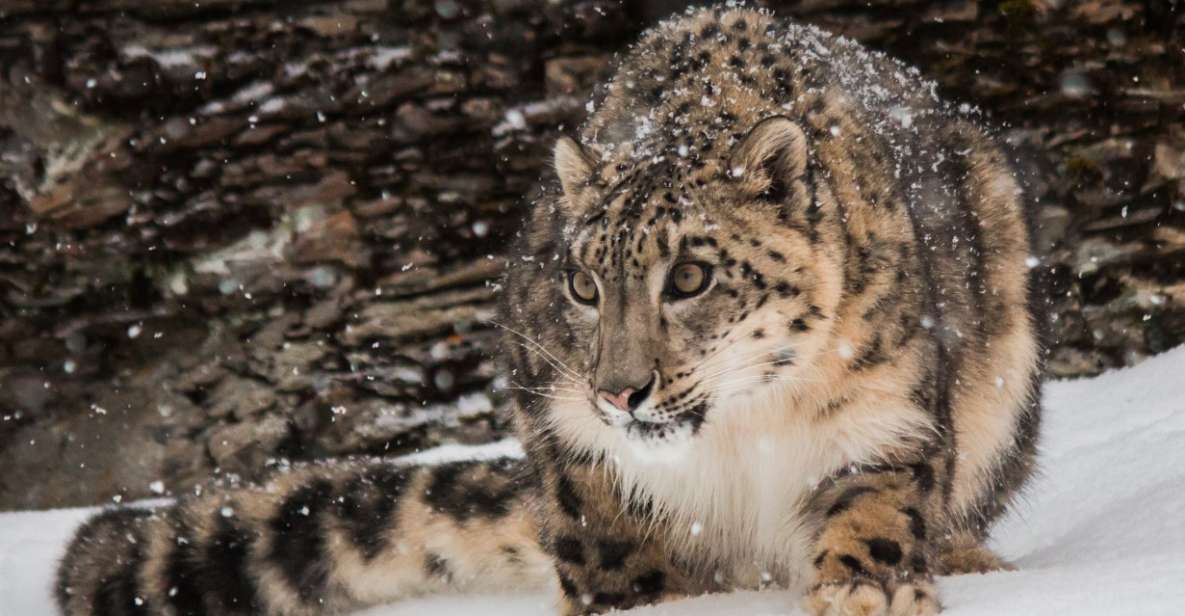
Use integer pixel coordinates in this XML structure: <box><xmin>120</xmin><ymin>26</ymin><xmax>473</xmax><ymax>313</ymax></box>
<box><xmin>55</xmin><ymin>457</ymin><xmax>555</xmax><ymax>615</ymax></box>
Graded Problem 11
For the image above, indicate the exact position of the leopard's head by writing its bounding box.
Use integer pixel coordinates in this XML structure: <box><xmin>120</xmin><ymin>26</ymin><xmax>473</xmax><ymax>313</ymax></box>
<box><xmin>526</xmin><ymin>116</ymin><xmax>842</xmax><ymax>454</ymax></box>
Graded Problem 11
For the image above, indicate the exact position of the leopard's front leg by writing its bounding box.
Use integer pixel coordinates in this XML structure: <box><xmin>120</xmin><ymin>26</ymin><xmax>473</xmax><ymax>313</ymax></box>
<box><xmin>804</xmin><ymin>463</ymin><xmax>943</xmax><ymax>616</ymax></box>
<box><xmin>538</xmin><ymin>461</ymin><xmax>703</xmax><ymax>615</ymax></box>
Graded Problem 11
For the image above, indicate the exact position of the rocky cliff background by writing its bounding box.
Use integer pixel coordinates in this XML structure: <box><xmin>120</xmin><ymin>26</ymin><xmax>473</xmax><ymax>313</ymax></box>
<box><xmin>1</xmin><ymin>0</ymin><xmax>1183</xmax><ymax>509</ymax></box>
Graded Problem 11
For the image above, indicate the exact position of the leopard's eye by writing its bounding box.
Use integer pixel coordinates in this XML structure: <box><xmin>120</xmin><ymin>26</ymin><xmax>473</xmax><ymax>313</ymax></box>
<box><xmin>666</xmin><ymin>262</ymin><xmax>713</xmax><ymax>299</ymax></box>
<box><xmin>567</xmin><ymin>270</ymin><xmax>599</xmax><ymax>305</ymax></box>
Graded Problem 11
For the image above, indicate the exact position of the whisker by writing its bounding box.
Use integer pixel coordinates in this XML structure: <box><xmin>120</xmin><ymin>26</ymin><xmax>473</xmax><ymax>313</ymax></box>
<box><xmin>686</xmin><ymin>339</ymin><xmax>739</xmax><ymax>374</ymax></box>
<box><xmin>502</xmin><ymin>384</ymin><xmax>586</xmax><ymax>398</ymax></box>
<box><xmin>488</xmin><ymin>319</ymin><xmax>584</xmax><ymax>381</ymax></box>
<box><xmin>687</xmin><ymin>343</ymin><xmax>795</xmax><ymax>381</ymax></box>
<box><xmin>509</xmin><ymin>341</ymin><xmax>585</xmax><ymax>385</ymax></box>
<box><xmin>503</xmin><ymin>376</ymin><xmax>588</xmax><ymax>400</ymax></box>
<box><xmin>712</xmin><ymin>371</ymin><xmax>826</xmax><ymax>390</ymax></box>
<box><xmin>501</xmin><ymin>388</ymin><xmax>587</xmax><ymax>403</ymax></box>
<box><xmin>697</xmin><ymin>356</ymin><xmax>797</xmax><ymax>383</ymax></box>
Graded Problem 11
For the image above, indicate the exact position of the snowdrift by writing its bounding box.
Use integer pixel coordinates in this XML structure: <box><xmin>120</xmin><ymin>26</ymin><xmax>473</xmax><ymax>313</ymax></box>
<box><xmin>4</xmin><ymin>346</ymin><xmax>1184</xmax><ymax>615</ymax></box>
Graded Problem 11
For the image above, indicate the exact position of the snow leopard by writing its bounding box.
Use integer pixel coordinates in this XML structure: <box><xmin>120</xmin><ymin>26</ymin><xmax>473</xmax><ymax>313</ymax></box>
<box><xmin>56</xmin><ymin>6</ymin><xmax>1044</xmax><ymax>616</ymax></box>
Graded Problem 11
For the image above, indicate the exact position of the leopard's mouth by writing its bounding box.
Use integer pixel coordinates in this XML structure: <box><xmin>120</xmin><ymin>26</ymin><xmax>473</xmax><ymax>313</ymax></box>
<box><xmin>589</xmin><ymin>385</ymin><xmax>711</xmax><ymax>443</ymax></box>
<box><xmin>621</xmin><ymin>402</ymin><xmax>709</xmax><ymax>442</ymax></box>
<box><xmin>624</xmin><ymin>419</ymin><xmax>687</xmax><ymax>441</ymax></box>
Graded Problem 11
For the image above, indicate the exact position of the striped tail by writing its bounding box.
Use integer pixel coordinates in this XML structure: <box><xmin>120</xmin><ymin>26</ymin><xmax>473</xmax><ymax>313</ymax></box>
<box><xmin>55</xmin><ymin>457</ymin><xmax>554</xmax><ymax>615</ymax></box>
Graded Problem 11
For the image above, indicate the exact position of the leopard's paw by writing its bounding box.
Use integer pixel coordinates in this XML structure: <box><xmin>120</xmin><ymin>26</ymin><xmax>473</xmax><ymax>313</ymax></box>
<box><xmin>804</xmin><ymin>578</ymin><xmax>940</xmax><ymax>616</ymax></box>
<box><xmin>938</xmin><ymin>542</ymin><xmax>1016</xmax><ymax>576</ymax></box>
<box><xmin>887</xmin><ymin>580</ymin><xmax>941</xmax><ymax>616</ymax></box>
<box><xmin>804</xmin><ymin>579</ymin><xmax>887</xmax><ymax>616</ymax></box>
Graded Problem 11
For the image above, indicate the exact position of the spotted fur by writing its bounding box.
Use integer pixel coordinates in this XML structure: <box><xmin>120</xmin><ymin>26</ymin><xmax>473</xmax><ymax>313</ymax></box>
<box><xmin>506</xmin><ymin>6</ymin><xmax>1042</xmax><ymax>615</ymax></box>
<box><xmin>57</xmin><ymin>7</ymin><xmax>1042</xmax><ymax>616</ymax></box>
<box><xmin>56</xmin><ymin>459</ymin><xmax>554</xmax><ymax>615</ymax></box>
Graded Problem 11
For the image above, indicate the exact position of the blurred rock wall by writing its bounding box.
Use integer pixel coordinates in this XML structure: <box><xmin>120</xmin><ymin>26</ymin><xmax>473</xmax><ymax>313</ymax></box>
<box><xmin>0</xmin><ymin>0</ymin><xmax>1182</xmax><ymax>509</ymax></box>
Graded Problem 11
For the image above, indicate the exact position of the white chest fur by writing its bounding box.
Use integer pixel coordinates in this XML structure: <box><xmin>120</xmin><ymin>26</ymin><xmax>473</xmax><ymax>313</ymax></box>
<box><xmin>550</xmin><ymin>387</ymin><xmax>934</xmax><ymax>589</ymax></box>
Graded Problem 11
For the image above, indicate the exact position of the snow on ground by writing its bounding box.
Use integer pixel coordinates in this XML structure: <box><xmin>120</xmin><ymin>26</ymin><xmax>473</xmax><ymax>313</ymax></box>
<box><xmin>3</xmin><ymin>346</ymin><xmax>1185</xmax><ymax>615</ymax></box>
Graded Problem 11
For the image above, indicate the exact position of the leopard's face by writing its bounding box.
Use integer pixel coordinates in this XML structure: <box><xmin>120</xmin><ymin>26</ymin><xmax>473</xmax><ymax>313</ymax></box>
<box><xmin>541</xmin><ymin>117</ymin><xmax>838</xmax><ymax>451</ymax></box>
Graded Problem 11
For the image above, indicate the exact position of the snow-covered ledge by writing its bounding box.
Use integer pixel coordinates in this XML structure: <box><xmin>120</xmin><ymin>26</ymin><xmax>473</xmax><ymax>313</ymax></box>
<box><xmin>4</xmin><ymin>346</ymin><xmax>1184</xmax><ymax>615</ymax></box>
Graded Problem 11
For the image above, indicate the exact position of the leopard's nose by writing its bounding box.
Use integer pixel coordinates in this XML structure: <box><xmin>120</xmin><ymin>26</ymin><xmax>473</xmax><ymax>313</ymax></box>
<box><xmin>597</xmin><ymin>373</ymin><xmax>657</xmax><ymax>414</ymax></box>
<box><xmin>597</xmin><ymin>387</ymin><xmax>636</xmax><ymax>412</ymax></box>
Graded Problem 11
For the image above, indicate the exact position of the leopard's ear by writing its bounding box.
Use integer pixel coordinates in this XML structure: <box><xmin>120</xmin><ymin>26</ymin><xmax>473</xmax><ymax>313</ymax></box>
<box><xmin>728</xmin><ymin>116</ymin><xmax>808</xmax><ymax>200</ymax></box>
<box><xmin>553</xmin><ymin>136</ymin><xmax>599</xmax><ymax>209</ymax></box>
